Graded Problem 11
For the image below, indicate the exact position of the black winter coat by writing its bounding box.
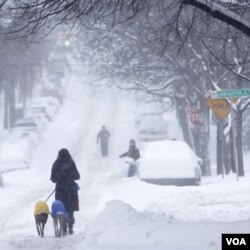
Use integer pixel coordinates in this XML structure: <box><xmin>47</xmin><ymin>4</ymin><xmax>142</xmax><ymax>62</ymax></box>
<box><xmin>50</xmin><ymin>159</ymin><xmax>80</xmax><ymax>212</ymax></box>
<box><xmin>120</xmin><ymin>145</ymin><xmax>140</xmax><ymax>161</ymax></box>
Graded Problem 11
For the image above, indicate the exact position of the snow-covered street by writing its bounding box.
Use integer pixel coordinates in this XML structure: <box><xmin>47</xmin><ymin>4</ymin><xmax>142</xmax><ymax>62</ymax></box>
<box><xmin>0</xmin><ymin>71</ymin><xmax>249</xmax><ymax>250</ymax></box>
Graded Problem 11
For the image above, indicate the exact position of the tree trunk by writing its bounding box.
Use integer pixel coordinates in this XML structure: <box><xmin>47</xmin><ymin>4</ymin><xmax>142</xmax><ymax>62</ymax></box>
<box><xmin>4</xmin><ymin>85</ymin><xmax>10</xmax><ymax>129</ymax></box>
<box><xmin>223</xmin><ymin>136</ymin><xmax>231</xmax><ymax>175</ymax></box>
<box><xmin>19</xmin><ymin>69</ymin><xmax>29</xmax><ymax>109</ymax></box>
<box><xmin>176</xmin><ymin>102</ymin><xmax>193</xmax><ymax>148</ymax></box>
<box><xmin>27</xmin><ymin>66</ymin><xmax>35</xmax><ymax>98</ymax></box>
<box><xmin>229</xmin><ymin>128</ymin><xmax>236</xmax><ymax>173</ymax></box>
<box><xmin>222</xmin><ymin>118</ymin><xmax>231</xmax><ymax>174</ymax></box>
<box><xmin>216</xmin><ymin>118</ymin><xmax>224</xmax><ymax>176</ymax></box>
<box><xmin>192</xmin><ymin>128</ymin><xmax>201</xmax><ymax>157</ymax></box>
<box><xmin>9</xmin><ymin>79</ymin><xmax>16</xmax><ymax>127</ymax></box>
<box><xmin>200</xmin><ymin>99</ymin><xmax>211</xmax><ymax>176</ymax></box>
<box><xmin>3</xmin><ymin>77</ymin><xmax>17</xmax><ymax>129</ymax></box>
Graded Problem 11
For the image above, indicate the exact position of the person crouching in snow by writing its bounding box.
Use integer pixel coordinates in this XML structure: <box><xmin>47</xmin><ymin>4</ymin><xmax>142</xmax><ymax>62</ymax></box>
<box><xmin>50</xmin><ymin>148</ymin><xmax>80</xmax><ymax>235</ymax></box>
<box><xmin>96</xmin><ymin>125</ymin><xmax>111</xmax><ymax>157</ymax></box>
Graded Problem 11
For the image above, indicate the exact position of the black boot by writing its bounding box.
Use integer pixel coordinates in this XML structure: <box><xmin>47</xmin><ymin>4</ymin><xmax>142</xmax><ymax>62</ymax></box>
<box><xmin>68</xmin><ymin>212</ymin><xmax>75</xmax><ymax>234</ymax></box>
<box><xmin>62</xmin><ymin>223</ymin><xmax>67</xmax><ymax>235</ymax></box>
<box><xmin>68</xmin><ymin>226</ymin><xmax>74</xmax><ymax>234</ymax></box>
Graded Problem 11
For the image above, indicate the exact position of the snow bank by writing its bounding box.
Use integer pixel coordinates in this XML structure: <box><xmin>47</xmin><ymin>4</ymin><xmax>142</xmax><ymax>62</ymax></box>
<box><xmin>84</xmin><ymin>199</ymin><xmax>250</xmax><ymax>249</ymax></box>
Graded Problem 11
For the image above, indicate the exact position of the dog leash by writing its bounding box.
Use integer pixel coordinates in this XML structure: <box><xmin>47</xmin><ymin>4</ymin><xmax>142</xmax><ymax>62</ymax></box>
<box><xmin>45</xmin><ymin>189</ymin><xmax>55</xmax><ymax>202</ymax></box>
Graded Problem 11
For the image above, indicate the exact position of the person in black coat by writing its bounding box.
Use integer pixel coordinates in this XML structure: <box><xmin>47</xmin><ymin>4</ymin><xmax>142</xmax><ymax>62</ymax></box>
<box><xmin>120</xmin><ymin>139</ymin><xmax>140</xmax><ymax>177</ymax></box>
<box><xmin>50</xmin><ymin>148</ymin><xmax>80</xmax><ymax>234</ymax></box>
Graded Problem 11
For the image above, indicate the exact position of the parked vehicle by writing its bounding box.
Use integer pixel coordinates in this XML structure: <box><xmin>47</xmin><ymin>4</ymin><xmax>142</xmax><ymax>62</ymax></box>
<box><xmin>138</xmin><ymin>140</ymin><xmax>202</xmax><ymax>186</ymax></box>
<box><xmin>41</xmin><ymin>83</ymin><xmax>64</xmax><ymax>104</ymax></box>
<box><xmin>134</xmin><ymin>103</ymin><xmax>163</xmax><ymax>127</ymax></box>
<box><xmin>47</xmin><ymin>58</ymin><xmax>66</xmax><ymax>79</ymax></box>
<box><xmin>30</xmin><ymin>96</ymin><xmax>60</xmax><ymax>115</ymax></box>
<box><xmin>137</xmin><ymin>116</ymin><xmax>168</xmax><ymax>142</ymax></box>
<box><xmin>24</xmin><ymin>106</ymin><xmax>51</xmax><ymax>121</ymax></box>
<box><xmin>11</xmin><ymin>119</ymin><xmax>43</xmax><ymax>135</ymax></box>
<box><xmin>22</xmin><ymin>115</ymin><xmax>47</xmax><ymax>131</ymax></box>
<box><xmin>7</xmin><ymin>129</ymin><xmax>39</xmax><ymax>148</ymax></box>
<box><xmin>0</xmin><ymin>137</ymin><xmax>31</xmax><ymax>173</ymax></box>
<box><xmin>46</xmin><ymin>55</ymin><xmax>71</xmax><ymax>79</ymax></box>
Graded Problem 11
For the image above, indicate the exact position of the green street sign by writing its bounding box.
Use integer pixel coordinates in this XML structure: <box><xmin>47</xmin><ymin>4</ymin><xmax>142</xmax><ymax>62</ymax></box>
<box><xmin>211</xmin><ymin>89</ymin><xmax>250</xmax><ymax>99</ymax></box>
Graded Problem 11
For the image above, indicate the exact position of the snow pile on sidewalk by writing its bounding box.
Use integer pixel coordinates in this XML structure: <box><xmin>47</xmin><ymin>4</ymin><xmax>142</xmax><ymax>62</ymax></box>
<box><xmin>84</xmin><ymin>199</ymin><xmax>250</xmax><ymax>249</ymax></box>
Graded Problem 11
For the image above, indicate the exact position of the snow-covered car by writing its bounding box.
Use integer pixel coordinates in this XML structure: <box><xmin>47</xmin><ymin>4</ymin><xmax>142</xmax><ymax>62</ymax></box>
<box><xmin>137</xmin><ymin>116</ymin><xmax>168</xmax><ymax>142</ymax></box>
<box><xmin>41</xmin><ymin>79</ymin><xmax>65</xmax><ymax>104</ymax></box>
<box><xmin>138</xmin><ymin>140</ymin><xmax>202</xmax><ymax>185</ymax></box>
<box><xmin>22</xmin><ymin>115</ymin><xmax>47</xmax><ymax>131</ymax></box>
<box><xmin>47</xmin><ymin>57</ymin><xmax>70</xmax><ymax>79</ymax></box>
<box><xmin>7</xmin><ymin>129</ymin><xmax>39</xmax><ymax>149</ymax></box>
<box><xmin>135</xmin><ymin>112</ymin><xmax>162</xmax><ymax>127</ymax></box>
<box><xmin>0</xmin><ymin>138</ymin><xmax>31</xmax><ymax>173</ymax></box>
<box><xmin>30</xmin><ymin>96</ymin><xmax>60</xmax><ymax>116</ymax></box>
<box><xmin>134</xmin><ymin>103</ymin><xmax>163</xmax><ymax>127</ymax></box>
<box><xmin>24</xmin><ymin>106</ymin><xmax>52</xmax><ymax>121</ymax></box>
<box><xmin>11</xmin><ymin>119</ymin><xmax>43</xmax><ymax>135</ymax></box>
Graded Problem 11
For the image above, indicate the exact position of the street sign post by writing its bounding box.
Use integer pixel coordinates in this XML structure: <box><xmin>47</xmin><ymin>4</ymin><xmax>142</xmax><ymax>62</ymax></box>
<box><xmin>209</xmin><ymin>89</ymin><xmax>250</xmax><ymax>181</ymax></box>
<box><xmin>210</xmin><ymin>89</ymin><xmax>250</xmax><ymax>99</ymax></box>
<box><xmin>206</xmin><ymin>98</ymin><xmax>231</xmax><ymax>119</ymax></box>
<box><xmin>190</xmin><ymin>106</ymin><xmax>201</xmax><ymax>127</ymax></box>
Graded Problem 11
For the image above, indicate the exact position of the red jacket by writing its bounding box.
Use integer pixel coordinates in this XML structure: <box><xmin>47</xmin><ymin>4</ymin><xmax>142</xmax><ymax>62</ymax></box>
<box><xmin>97</xmin><ymin>129</ymin><xmax>110</xmax><ymax>144</ymax></box>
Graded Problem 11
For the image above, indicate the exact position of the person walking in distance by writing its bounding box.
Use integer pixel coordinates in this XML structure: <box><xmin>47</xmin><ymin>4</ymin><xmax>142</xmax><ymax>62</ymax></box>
<box><xmin>50</xmin><ymin>148</ymin><xmax>80</xmax><ymax>235</ymax></box>
<box><xmin>120</xmin><ymin>139</ymin><xmax>140</xmax><ymax>177</ymax></box>
<box><xmin>97</xmin><ymin>125</ymin><xmax>111</xmax><ymax>157</ymax></box>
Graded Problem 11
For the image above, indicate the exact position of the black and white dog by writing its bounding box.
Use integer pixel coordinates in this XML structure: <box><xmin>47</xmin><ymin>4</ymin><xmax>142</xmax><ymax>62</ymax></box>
<box><xmin>51</xmin><ymin>200</ymin><xmax>68</xmax><ymax>237</ymax></box>
<box><xmin>34</xmin><ymin>200</ymin><xmax>50</xmax><ymax>237</ymax></box>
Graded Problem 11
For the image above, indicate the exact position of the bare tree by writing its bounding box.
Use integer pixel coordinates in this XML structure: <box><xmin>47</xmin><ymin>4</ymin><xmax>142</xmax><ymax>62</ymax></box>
<box><xmin>0</xmin><ymin>23</ymin><xmax>51</xmax><ymax>128</ymax></box>
<box><xmin>2</xmin><ymin>0</ymin><xmax>250</xmax><ymax>178</ymax></box>
<box><xmin>74</xmin><ymin>1</ymin><xmax>250</xmax><ymax>176</ymax></box>
<box><xmin>1</xmin><ymin>1</ymin><xmax>249</xmax><ymax>40</ymax></box>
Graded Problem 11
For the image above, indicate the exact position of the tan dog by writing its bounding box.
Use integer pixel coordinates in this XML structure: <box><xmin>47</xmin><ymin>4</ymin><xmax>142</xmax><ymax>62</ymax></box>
<box><xmin>34</xmin><ymin>200</ymin><xmax>50</xmax><ymax>237</ymax></box>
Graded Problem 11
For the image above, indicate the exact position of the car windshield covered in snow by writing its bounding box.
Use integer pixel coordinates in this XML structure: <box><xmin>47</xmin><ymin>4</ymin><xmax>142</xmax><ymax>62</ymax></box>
<box><xmin>137</xmin><ymin>116</ymin><xmax>168</xmax><ymax>142</ymax></box>
<box><xmin>12</xmin><ymin>121</ymin><xmax>41</xmax><ymax>134</ymax></box>
<box><xmin>25</xmin><ymin>107</ymin><xmax>51</xmax><ymax>120</ymax></box>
